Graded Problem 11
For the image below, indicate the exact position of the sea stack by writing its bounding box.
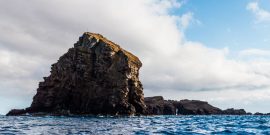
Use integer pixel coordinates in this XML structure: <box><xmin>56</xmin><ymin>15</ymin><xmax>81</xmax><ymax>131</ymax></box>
<box><xmin>7</xmin><ymin>32</ymin><xmax>146</xmax><ymax>116</ymax></box>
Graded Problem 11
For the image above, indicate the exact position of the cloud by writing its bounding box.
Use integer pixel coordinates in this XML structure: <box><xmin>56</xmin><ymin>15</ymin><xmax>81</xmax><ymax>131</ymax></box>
<box><xmin>0</xmin><ymin>49</ymin><xmax>49</xmax><ymax>114</ymax></box>
<box><xmin>247</xmin><ymin>1</ymin><xmax>270</xmax><ymax>22</ymax></box>
<box><xmin>239</xmin><ymin>48</ymin><xmax>270</xmax><ymax>57</ymax></box>
<box><xmin>1</xmin><ymin>0</ymin><xmax>270</xmax><ymax>114</ymax></box>
<box><xmin>178</xmin><ymin>12</ymin><xmax>195</xmax><ymax>31</ymax></box>
<box><xmin>143</xmin><ymin>43</ymin><xmax>270</xmax><ymax>92</ymax></box>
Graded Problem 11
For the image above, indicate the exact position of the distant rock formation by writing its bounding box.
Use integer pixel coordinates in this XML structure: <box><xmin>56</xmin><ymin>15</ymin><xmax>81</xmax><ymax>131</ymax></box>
<box><xmin>145</xmin><ymin>96</ymin><xmax>222</xmax><ymax>115</ymax></box>
<box><xmin>254</xmin><ymin>112</ymin><xmax>264</xmax><ymax>115</ymax></box>
<box><xmin>222</xmin><ymin>108</ymin><xmax>247</xmax><ymax>115</ymax></box>
<box><xmin>145</xmin><ymin>96</ymin><xmax>251</xmax><ymax>115</ymax></box>
<box><xmin>145</xmin><ymin>96</ymin><xmax>176</xmax><ymax>115</ymax></box>
<box><xmin>7</xmin><ymin>32</ymin><xmax>146</xmax><ymax>116</ymax></box>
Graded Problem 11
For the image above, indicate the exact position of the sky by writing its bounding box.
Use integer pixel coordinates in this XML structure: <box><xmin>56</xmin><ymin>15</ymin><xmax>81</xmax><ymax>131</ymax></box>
<box><xmin>1</xmin><ymin>0</ymin><xmax>270</xmax><ymax>114</ymax></box>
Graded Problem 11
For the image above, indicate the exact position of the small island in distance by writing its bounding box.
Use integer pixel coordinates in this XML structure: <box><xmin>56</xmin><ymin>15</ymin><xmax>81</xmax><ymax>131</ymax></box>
<box><xmin>7</xmin><ymin>32</ymin><xmax>269</xmax><ymax>116</ymax></box>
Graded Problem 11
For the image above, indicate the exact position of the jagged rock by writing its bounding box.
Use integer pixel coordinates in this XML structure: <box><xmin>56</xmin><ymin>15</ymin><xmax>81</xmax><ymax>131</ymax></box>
<box><xmin>7</xmin><ymin>32</ymin><xmax>146</xmax><ymax>116</ymax></box>
<box><xmin>222</xmin><ymin>108</ymin><xmax>247</xmax><ymax>115</ymax></box>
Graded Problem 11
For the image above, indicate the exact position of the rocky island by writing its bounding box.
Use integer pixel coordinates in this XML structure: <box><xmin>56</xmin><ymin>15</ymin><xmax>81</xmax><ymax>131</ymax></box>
<box><xmin>7</xmin><ymin>32</ymin><xmax>257</xmax><ymax>116</ymax></box>
<box><xmin>7</xmin><ymin>32</ymin><xmax>146</xmax><ymax>116</ymax></box>
<box><xmin>144</xmin><ymin>96</ymin><xmax>252</xmax><ymax>115</ymax></box>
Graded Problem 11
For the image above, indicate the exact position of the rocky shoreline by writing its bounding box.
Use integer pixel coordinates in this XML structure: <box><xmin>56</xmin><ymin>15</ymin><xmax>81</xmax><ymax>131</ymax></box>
<box><xmin>8</xmin><ymin>97</ymin><xmax>268</xmax><ymax>116</ymax></box>
<box><xmin>6</xmin><ymin>32</ymin><xmax>268</xmax><ymax>116</ymax></box>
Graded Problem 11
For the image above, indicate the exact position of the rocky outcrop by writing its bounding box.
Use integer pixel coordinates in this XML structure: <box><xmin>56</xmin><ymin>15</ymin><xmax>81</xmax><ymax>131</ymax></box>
<box><xmin>175</xmin><ymin>99</ymin><xmax>223</xmax><ymax>115</ymax></box>
<box><xmin>145</xmin><ymin>96</ymin><xmax>176</xmax><ymax>115</ymax></box>
<box><xmin>145</xmin><ymin>97</ymin><xmax>222</xmax><ymax>115</ymax></box>
<box><xmin>145</xmin><ymin>96</ymin><xmax>252</xmax><ymax>115</ymax></box>
<box><xmin>222</xmin><ymin>108</ymin><xmax>247</xmax><ymax>115</ymax></box>
<box><xmin>7</xmin><ymin>32</ymin><xmax>146</xmax><ymax>116</ymax></box>
<box><xmin>6</xmin><ymin>109</ymin><xmax>27</xmax><ymax>116</ymax></box>
<box><xmin>254</xmin><ymin>112</ymin><xmax>264</xmax><ymax>115</ymax></box>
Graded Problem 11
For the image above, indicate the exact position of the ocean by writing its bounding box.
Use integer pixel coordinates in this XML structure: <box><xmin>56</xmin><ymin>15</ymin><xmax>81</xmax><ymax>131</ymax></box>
<box><xmin>0</xmin><ymin>115</ymin><xmax>269</xmax><ymax>135</ymax></box>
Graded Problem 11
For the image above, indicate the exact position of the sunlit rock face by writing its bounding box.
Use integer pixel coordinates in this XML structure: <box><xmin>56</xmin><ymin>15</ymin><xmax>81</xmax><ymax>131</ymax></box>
<box><xmin>7</xmin><ymin>32</ymin><xmax>146</xmax><ymax>116</ymax></box>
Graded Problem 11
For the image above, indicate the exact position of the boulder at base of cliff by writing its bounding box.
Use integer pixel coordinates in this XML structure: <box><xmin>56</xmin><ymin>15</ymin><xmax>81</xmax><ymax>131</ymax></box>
<box><xmin>7</xmin><ymin>32</ymin><xmax>146</xmax><ymax>116</ymax></box>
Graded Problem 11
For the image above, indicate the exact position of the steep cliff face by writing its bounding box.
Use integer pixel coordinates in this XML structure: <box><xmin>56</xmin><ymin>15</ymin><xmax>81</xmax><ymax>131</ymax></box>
<box><xmin>7</xmin><ymin>32</ymin><xmax>146</xmax><ymax>116</ymax></box>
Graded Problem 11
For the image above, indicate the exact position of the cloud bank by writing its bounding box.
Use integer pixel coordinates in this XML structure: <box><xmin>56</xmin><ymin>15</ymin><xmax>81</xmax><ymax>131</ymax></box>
<box><xmin>1</xmin><ymin>0</ymin><xmax>270</xmax><ymax>114</ymax></box>
<box><xmin>247</xmin><ymin>1</ymin><xmax>270</xmax><ymax>22</ymax></box>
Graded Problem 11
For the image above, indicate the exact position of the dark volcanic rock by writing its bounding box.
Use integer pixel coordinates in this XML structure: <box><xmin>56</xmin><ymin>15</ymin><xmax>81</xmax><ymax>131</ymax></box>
<box><xmin>175</xmin><ymin>99</ymin><xmax>223</xmax><ymax>115</ymax></box>
<box><xmin>254</xmin><ymin>112</ymin><xmax>264</xmax><ymax>115</ymax></box>
<box><xmin>7</xmin><ymin>32</ymin><xmax>146</xmax><ymax>116</ymax></box>
<box><xmin>145</xmin><ymin>97</ymin><xmax>222</xmax><ymax>115</ymax></box>
<box><xmin>145</xmin><ymin>96</ymin><xmax>176</xmax><ymax>115</ymax></box>
<box><xmin>145</xmin><ymin>97</ymin><xmax>251</xmax><ymax>115</ymax></box>
<box><xmin>6</xmin><ymin>109</ymin><xmax>27</xmax><ymax>116</ymax></box>
<box><xmin>222</xmin><ymin>108</ymin><xmax>247</xmax><ymax>115</ymax></box>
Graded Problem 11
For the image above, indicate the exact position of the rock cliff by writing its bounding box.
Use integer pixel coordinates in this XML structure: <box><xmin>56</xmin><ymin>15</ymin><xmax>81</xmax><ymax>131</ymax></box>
<box><xmin>7</xmin><ymin>32</ymin><xmax>146</xmax><ymax>116</ymax></box>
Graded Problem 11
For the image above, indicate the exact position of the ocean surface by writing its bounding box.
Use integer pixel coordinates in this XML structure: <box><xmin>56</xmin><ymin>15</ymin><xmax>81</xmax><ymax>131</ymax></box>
<box><xmin>0</xmin><ymin>115</ymin><xmax>270</xmax><ymax>135</ymax></box>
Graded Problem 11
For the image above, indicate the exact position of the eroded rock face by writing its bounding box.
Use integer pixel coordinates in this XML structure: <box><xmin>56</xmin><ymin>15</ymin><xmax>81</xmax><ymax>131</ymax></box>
<box><xmin>7</xmin><ymin>32</ymin><xmax>146</xmax><ymax>116</ymax></box>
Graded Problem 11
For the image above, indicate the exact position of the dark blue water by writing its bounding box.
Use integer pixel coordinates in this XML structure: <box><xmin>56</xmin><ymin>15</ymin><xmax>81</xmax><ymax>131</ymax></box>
<box><xmin>1</xmin><ymin>115</ymin><xmax>270</xmax><ymax>135</ymax></box>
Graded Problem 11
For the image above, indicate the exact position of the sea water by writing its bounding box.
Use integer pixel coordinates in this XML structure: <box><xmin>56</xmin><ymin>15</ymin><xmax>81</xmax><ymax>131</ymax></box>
<box><xmin>0</xmin><ymin>115</ymin><xmax>270</xmax><ymax>134</ymax></box>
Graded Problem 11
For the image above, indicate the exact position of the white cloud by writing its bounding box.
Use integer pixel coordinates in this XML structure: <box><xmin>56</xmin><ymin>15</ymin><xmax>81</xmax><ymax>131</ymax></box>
<box><xmin>143</xmin><ymin>43</ymin><xmax>270</xmax><ymax>92</ymax></box>
<box><xmin>178</xmin><ymin>12</ymin><xmax>194</xmax><ymax>30</ymax></box>
<box><xmin>0</xmin><ymin>49</ymin><xmax>50</xmax><ymax>114</ymax></box>
<box><xmin>1</xmin><ymin>0</ymin><xmax>270</xmax><ymax>114</ymax></box>
<box><xmin>239</xmin><ymin>48</ymin><xmax>270</xmax><ymax>57</ymax></box>
<box><xmin>247</xmin><ymin>1</ymin><xmax>270</xmax><ymax>22</ymax></box>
